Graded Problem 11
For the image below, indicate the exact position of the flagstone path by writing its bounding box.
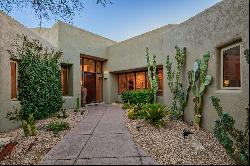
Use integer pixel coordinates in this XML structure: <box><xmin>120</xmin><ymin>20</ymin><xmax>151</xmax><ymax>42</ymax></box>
<box><xmin>38</xmin><ymin>104</ymin><xmax>158</xmax><ymax>165</ymax></box>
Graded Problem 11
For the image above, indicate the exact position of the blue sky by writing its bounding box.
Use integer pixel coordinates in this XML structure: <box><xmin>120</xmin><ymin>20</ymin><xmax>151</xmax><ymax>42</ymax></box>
<box><xmin>8</xmin><ymin>0</ymin><xmax>221</xmax><ymax>42</ymax></box>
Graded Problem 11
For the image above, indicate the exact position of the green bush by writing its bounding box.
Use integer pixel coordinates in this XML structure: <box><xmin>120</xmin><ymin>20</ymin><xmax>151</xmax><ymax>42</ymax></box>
<box><xmin>127</xmin><ymin>109</ymin><xmax>136</xmax><ymax>120</ymax></box>
<box><xmin>122</xmin><ymin>103</ymin><xmax>132</xmax><ymax>110</ymax></box>
<box><xmin>126</xmin><ymin>104</ymin><xmax>144</xmax><ymax>120</ymax></box>
<box><xmin>141</xmin><ymin>103</ymin><xmax>169</xmax><ymax>127</ymax></box>
<box><xmin>121</xmin><ymin>89</ymin><xmax>154</xmax><ymax>105</ymax></box>
<box><xmin>47</xmin><ymin>121</ymin><xmax>70</xmax><ymax>134</ymax></box>
<box><xmin>8</xmin><ymin>34</ymin><xmax>63</xmax><ymax>120</ymax></box>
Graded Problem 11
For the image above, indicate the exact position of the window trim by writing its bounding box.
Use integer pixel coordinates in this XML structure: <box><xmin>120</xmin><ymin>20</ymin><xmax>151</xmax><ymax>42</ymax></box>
<box><xmin>220</xmin><ymin>42</ymin><xmax>241</xmax><ymax>90</ymax></box>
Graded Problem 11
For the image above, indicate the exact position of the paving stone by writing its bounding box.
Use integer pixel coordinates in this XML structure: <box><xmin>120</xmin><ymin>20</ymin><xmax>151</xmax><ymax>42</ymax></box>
<box><xmin>66</xmin><ymin>122</ymin><xmax>97</xmax><ymax>136</ymax></box>
<box><xmin>141</xmin><ymin>157</ymin><xmax>159</xmax><ymax>165</ymax></box>
<box><xmin>79</xmin><ymin>134</ymin><xmax>138</xmax><ymax>158</ymax></box>
<box><xmin>54</xmin><ymin>159</ymin><xmax>75</xmax><ymax>165</ymax></box>
<box><xmin>101</xmin><ymin>114</ymin><xmax>124</xmax><ymax>125</ymax></box>
<box><xmin>80</xmin><ymin>114</ymin><xmax>102</xmax><ymax>123</ymax></box>
<box><xmin>38</xmin><ymin>105</ymin><xmax>157</xmax><ymax>165</ymax></box>
<box><xmin>43</xmin><ymin>135</ymin><xmax>89</xmax><ymax>160</ymax></box>
<box><xmin>137</xmin><ymin>147</ymin><xmax>150</xmax><ymax>157</ymax></box>
<box><xmin>74</xmin><ymin>157</ymin><xmax>141</xmax><ymax>165</ymax></box>
<box><xmin>93</xmin><ymin>122</ymin><xmax>129</xmax><ymax>135</ymax></box>
<box><xmin>37</xmin><ymin>159</ymin><xmax>56</xmax><ymax>165</ymax></box>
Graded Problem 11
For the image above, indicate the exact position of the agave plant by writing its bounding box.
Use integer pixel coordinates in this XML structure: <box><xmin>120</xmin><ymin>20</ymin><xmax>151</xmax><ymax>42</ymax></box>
<box><xmin>188</xmin><ymin>51</ymin><xmax>212</xmax><ymax>130</ymax></box>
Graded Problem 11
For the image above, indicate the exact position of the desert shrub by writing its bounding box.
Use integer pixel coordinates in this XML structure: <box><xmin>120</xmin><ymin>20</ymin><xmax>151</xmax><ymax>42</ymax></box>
<box><xmin>21</xmin><ymin>120</ymin><xmax>30</xmax><ymax>137</ymax></box>
<box><xmin>127</xmin><ymin>104</ymin><xmax>144</xmax><ymax>120</ymax></box>
<box><xmin>6</xmin><ymin>110</ymin><xmax>37</xmax><ymax>137</ymax></box>
<box><xmin>122</xmin><ymin>103</ymin><xmax>132</xmax><ymax>110</ymax></box>
<box><xmin>47</xmin><ymin>121</ymin><xmax>70</xmax><ymax>134</ymax></box>
<box><xmin>121</xmin><ymin>89</ymin><xmax>154</xmax><ymax>105</ymax></box>
<box><xmin>28</xmin><ymin>114</ymin><xmax>37</xmax><ymax>136</ymax></box>
<box><xmin>57</xmin><ymin>109</ymin><xmax>68</xmax><ymax>118</ymax></box>
<box><xmin>8</xmin><ymin>34</ymin><xmax>63</xmax><ymax>120</ymax></box>
<box><xmin>74</xmin><ymin>94</ymin><xmax>80</xmax><ymax>112</ymax></box>
<box><xmin>19</xmin><ymin>114</ymin><xmax>37</xmax><ymax>137</ymax></box>
<box><xmin>127</xmin><ymin>109</ymin><xmax>136</xmax><ymax>120</ymax></box>
<box><xmin>141</xmin><ymin>103</ymin><xmax>169</xmax><ymax>127</ymax></box>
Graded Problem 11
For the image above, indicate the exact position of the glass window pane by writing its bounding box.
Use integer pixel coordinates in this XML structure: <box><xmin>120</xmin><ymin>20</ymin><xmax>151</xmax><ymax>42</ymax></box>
<box><xmin>158</xmin><ymin>69</ymin><xmax>163</xmax><ymax>95</ymax></box>
<box><xmin>10</xmin><ymin>62</ymin><xmax>17</xmax><ymax>99</ymax></box>
<box><xmin>61</xmin><ymin>66</ymin><xmax>68</xmax><ymax>96</ymax></box>
<box><xmin>83</xmin><ymin>59</ymin><xmax>95</xmax><ymax>73</ymax></box>
<box><xmin>119</xmin><ymin>74</ymin><xmax>127</xmax><ymax>94</ymax></box>
<box><xmin>127</xmin><ymin>73</ymin><xmax>135</xmax><ymax>91</ymax></box>
<box><xmin>145</xmin><ymin>71</ymin><xmax>151</xmax><ymax>89</ymax></box>
<box><xmin>223</xmin><ymin>45</ymin><xmax>241</xmax><ymax>87</ymax></box>
<box><xmin>96</xmin><ymin>61</ymin><xmax>102</xmax><ymax>73</ymax></box>
<box><xmin>136</xmin><ymin>72</ymin><xmax>146</xmax><ymax>90</ymax></box>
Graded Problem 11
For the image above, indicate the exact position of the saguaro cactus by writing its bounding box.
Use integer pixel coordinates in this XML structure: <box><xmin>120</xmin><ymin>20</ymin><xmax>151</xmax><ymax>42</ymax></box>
<box><xmin>146</xmin><ymin>47</ymin><xmax>158</xmax><ymax>103</ymax></box>
<box><xmin>188</xmin><ymin>51</ymin><xmax>212</xmax><ymax>129</ymax></box>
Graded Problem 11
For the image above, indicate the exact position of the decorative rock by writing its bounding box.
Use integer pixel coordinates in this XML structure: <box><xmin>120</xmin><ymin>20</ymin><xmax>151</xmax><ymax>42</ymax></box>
<box><xmin>124</xmin><ymin>114</ymin><xmax>234</xmax><ymax>165</ymax></box>
<box><xmin>191</xmin><ymin>138</ymin><xmax>205</xmax><ymax>151</ymax></box>
<box><xmin>0</xmin><ymin>108</ymin><xmax>88</xmax><ymax>165</ymax></box>
<box><xmin>0</xmin><ymin>137</ymin><xmax>13</xmax><ymax>148</ymax></box>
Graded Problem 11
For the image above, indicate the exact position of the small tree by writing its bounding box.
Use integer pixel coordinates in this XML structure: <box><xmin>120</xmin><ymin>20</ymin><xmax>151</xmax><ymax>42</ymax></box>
<box><xmin>0</xmin><ymin>0</ymin><xmax>112</xmax><ymax>25</ymax></box>
<box><xmin>146</xmin><ymin>47</ymin><xmax>158</xmax><ymax>103</ymax></box>
<box><xmin>8</xmin><ymin>34</ymin><xmax>63</xmax><ymax>120</ymax></box>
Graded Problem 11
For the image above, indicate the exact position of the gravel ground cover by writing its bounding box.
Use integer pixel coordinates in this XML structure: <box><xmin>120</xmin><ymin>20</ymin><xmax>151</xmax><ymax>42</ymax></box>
<box><xmin>124</xmin><ymin>114</ymin><xmax>235</xmax><ymax>165</ymax></box>
<box><xmin>0</xmin><ymin>108</ymin><xmax>88</xmax><ymax>165</ymax></box>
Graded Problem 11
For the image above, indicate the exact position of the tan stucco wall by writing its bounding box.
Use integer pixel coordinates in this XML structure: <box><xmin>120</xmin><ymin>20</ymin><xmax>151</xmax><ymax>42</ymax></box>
<box><xmin>162</xmin><ymin>0</ymin><xmax>249</xmax><ymax>131</ymax></box>
<box><xmin>0</xmin><ymin>11</ymin><xmax>58</xmax><ymax>132</ymax></box>
<box><xmin>106</xmin><ymin>24</ymin><xmax>176</xmax><ymax>72</ymax></box>
<box><xmin>33</xmin><ymin>22</ymin><xmax>116</xmax><ymax>108</ymax></box>
<box><xmin>106</xmin><ymin>0</ymin><xmax>249</xmax><ymax>131</ymax></box>
<box><xmin>104</xmin><ymin>25</ymin><xmax>176</xmax><ymax>103</ymax></box>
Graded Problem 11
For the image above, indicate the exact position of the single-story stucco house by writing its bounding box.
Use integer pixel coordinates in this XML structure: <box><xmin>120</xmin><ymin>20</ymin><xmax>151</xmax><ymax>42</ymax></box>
<box><xmin>0</xmin><ymin>0</ymin><xmax>249</xmax><ymax>132</ymax></box>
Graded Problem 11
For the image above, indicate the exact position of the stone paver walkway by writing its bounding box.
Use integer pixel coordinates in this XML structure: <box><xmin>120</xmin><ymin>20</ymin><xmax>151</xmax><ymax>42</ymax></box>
<box><xmin>38</xmin><ymin>104</ymin><xmax>158</xmax><ymax>165</ymax></box>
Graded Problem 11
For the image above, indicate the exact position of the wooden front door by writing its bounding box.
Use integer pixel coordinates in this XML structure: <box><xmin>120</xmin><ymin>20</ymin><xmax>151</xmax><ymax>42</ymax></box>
<box><xmin>81</xmin><ymin>57</ymin><xmax>103</xmax><ymax>104</ymax></box>
<box><xmin>96</xmin><ymin>74</ymin><xmax>103</xmax><ymax>103</ymax></box>
<box><xmin>84</xmin><ymin>72</ymin><xmax>96</xmax><ymax>104</ymax></box>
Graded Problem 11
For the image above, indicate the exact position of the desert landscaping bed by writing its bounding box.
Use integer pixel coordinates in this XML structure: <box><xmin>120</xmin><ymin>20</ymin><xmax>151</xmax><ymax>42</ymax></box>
<box><xmin>0</xmin><ymin>108</ymin><xmax>88</xmax><ymax>165</ymax></box>
<box><xmin>124</xmin><ymin>114</ymin><xmax>235</xmax><ymax>165</ymax></box>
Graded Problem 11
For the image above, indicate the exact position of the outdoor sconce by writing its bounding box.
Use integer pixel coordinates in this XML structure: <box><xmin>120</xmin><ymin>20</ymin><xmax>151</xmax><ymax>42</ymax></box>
<box><xmin>103</xmin><ymin>72</ymin><xmax>109</xmax><ymax>79</ymax></box>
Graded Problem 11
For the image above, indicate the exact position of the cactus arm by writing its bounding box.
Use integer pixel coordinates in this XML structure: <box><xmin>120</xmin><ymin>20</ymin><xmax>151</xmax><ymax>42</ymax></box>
<box><xmin>199</xmin><ymin>75</ymin><xmax>212</xmax><ymax>96</ymax></box>
<box><xmin>146</xmin><ymin>47</ymin><xmax>153</xmax><ymax>89</ymax></box>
